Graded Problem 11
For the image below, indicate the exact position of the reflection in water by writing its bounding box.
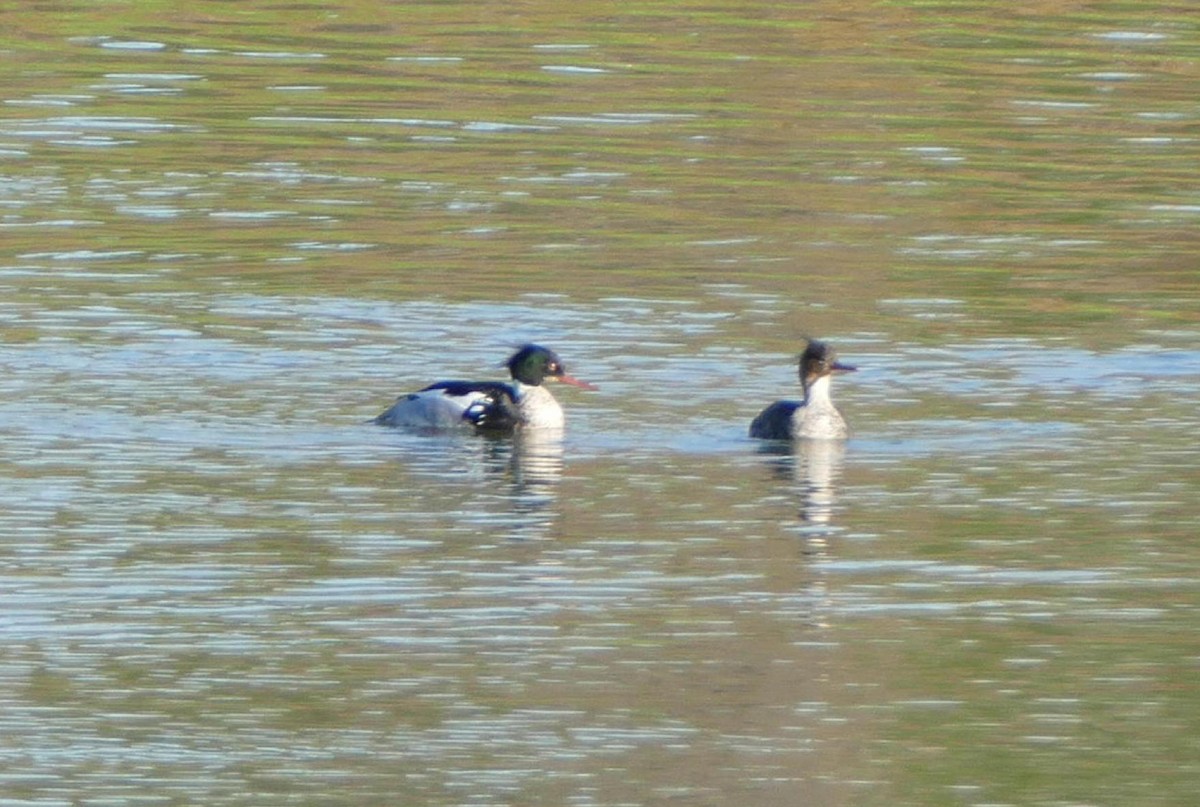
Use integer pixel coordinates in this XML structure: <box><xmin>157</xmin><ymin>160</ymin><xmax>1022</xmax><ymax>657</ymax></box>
<box><xmin>757</xmin><ymin>439</ymin><xmax>847</xmax><ymax>632</ymax></box>
<box><xmin>795</xmin><ymin>439</ymin><xmax>845</xmax><ymax>528</ymax></box>
<box><xmin>377</xmin><ymin>427</ymin><xmax>566</xmax><ymax>541</ymax></box>
<box><xmin>759</xmin><ymin>439</ymin><xmax>846</xmax><ymax>529</ymax></box>
<box><xmin>480</xmin><ymin>430</ymin><xmax>565</xmax><ymax>540</ymax></box>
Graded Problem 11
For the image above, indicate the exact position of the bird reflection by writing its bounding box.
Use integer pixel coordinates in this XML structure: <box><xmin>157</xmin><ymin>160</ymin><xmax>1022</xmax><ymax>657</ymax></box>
<box><xmin>758</xmin><ymin>439</ymin><xmax>846</xmax><ymax>538</ymax></box>
<box><xmin>478</xmin><ymin>429</ymin><xmax>565</xmax><ymax>540</ymax></box>
<box><xmin>757</xmin><ymin>439</ymin><xmax>846</xmax><ymax>628</ymax></box>
<box><xmin>383</xmin><ymin>427</ymin><xmax>566</xmax><ymax>542</ymax></box>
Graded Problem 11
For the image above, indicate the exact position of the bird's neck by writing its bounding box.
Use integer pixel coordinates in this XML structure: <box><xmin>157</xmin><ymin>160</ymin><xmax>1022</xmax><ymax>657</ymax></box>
<box><xmin>803</xmin><ymin>374</ymin><xmax>835</xmax><ymax>409</ymax></box>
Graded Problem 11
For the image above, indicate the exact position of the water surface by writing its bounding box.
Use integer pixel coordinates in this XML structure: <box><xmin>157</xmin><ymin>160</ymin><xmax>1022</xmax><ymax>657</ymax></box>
<box><xmin>2</xmin><ymin>1</ymin><xmax>1199</xmax><ymax>805</ymax></box>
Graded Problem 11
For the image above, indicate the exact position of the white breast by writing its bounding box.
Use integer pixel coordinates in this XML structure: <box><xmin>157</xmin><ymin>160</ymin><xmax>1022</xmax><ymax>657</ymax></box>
<box><xmin>792</xmin><ymin>405</ymin><xmax>848</xmax><ymax>439</ymax></box>
<box><xmin>516</xmin><ymin>384</ymin><xmax>565</xmax><ymax>429</ymax></box>
<box><xmin>792</xmin><ymin>375</ymin><xmax>848</xmax><ymax>439</ymax></box>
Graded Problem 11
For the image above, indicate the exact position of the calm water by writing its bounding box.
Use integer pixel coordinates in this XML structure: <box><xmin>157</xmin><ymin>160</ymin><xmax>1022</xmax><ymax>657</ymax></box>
<box><xmin>2</xmin><ymin>2</ymin><xmax>1199</xmax><ymax>805</ymax></box>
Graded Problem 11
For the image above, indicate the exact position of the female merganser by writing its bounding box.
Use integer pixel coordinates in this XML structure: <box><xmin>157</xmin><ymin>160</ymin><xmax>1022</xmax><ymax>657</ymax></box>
<box><xmin>374</xmin><ymin>344</ymin><xmax>597</xmax><ymax>432</ymax></box>
<box><xmin>749</xmin><ymin>340</ymin><xmax>856</xmax><ymax>440</ymax></box>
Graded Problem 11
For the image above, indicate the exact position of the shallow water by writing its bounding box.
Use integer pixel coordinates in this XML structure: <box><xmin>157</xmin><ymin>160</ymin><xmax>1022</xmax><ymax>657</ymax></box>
<box><xmin>2</xmin><ymin>1</ymin><xmax>1200</xmax><ymax>805</ymax></box>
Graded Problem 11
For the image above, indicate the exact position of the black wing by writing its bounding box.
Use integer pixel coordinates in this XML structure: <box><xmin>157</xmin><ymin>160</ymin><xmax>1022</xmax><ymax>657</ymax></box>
<box><xmin>462</xmin><ymin>387</ymin><xmax>523</xmax><ymax>433</ymax></box>
<box><xmin>420</xmin><ymin>380</ymin><xmax>514</xmax><ymax>398</ymax></box>
<box><xmin>749</xmin><ymin>401</ymin><xmax>801</xmax><ymax>440</ymax></box>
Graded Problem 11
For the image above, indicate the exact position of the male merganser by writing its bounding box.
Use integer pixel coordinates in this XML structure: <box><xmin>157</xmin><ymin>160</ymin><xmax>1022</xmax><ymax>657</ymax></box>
<box><xmin>749</xmin><ymin>340</ymin><xmax>856</xmax><ymax>440</ymax></box>
<box><xmin>374</xmin><ymin>344</ymin><xmax>597</xmax><ymax>432</ymax></box>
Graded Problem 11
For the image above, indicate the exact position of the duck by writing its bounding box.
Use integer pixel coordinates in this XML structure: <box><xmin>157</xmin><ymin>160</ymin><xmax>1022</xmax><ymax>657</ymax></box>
<box><xmin>374</xmin><ymin>344</ymin><xmax>597</xmax><ymax>432</ymax></box>
<box><xmin>749</xmin><ymin>340</ymin><xmax>856</xmax><ymax>440</ymax></box>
